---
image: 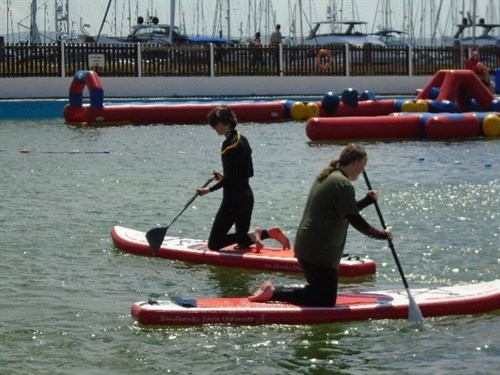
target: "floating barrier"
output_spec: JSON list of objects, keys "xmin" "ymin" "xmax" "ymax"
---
[
  {"xmin": 306, "ymin": 112, "xmax": 497, "ymax": 141},
  {"xmin": 81, "ymin": 101, "xmax": 285, "ymax": 125},
  {"xmin": 422, "ymin": 113, "xmax": 481, "ymax": 139},
  {"xmin": 301, "ymin": 69, "xmax": 498, "ymax": 122},
  {"xmin": 63, "ymin": 69, "xmax": 499, "ymax": 136},
  {"xmin": 304, "ymin": 69, "xmax": 499, "ymax": 141},
  {"xmin": 307, "ymin": 113, "xmax": 421, "ymax": 140},
  {"xmin": 63, "ymin": 70, "xmax": 285, "ymax": 126}
]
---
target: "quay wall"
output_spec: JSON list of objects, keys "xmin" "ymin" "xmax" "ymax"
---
[{"xmin": 0, "ymin": 76, "xmax": 432, "ymax": 99}]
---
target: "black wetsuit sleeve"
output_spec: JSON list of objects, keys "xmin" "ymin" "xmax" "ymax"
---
[
  {"xmin": 357, "ymin": 194, "xmax": 376, "ymax": 211},
  {"xmin": 347, "ymin": 213, "xmax": 387, "ymax": 239}
]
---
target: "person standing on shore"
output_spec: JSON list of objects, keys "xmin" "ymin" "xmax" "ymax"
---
[
  {"xmin": 197, "ymin": 106, "xmax": 290, "ymax": 252},
  {"xmin": 269, "ymin": 24, "xmax": 283, "ymax": 73},
  {"xmin": 250, "ymin": 32, "xmax": 264, "ymax": 68},
  {"xmin": 269, "ymin": 24, "xmax": 282, "ymax": 46},
  {"xmin": 249, "ymin": 144, "xmax": 392, "ymax": 306}
]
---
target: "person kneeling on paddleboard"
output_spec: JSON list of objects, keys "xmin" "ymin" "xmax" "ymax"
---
[
  {"xmin": 197, "ymin": 106, "xmax": 290, "ymax": 253},
  {"xmin": 250, "ymin": 143, "xmax": 392, "ymax": 306}
]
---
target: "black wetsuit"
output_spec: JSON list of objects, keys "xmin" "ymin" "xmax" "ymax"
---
[{"xmin": 207, "ymin": 130, "xmax": 254, "ymax": 250}]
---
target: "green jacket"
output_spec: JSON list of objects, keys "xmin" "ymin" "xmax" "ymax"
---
[{"xmin": 294, "ymin": 170, "xmax": 359, "ymax": 269}]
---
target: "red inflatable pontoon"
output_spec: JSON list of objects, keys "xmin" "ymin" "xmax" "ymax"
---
[
  {"xmin": 306, "ymin": 112, "xmax": 488, "ymax": 141},
  {"xmin": 306, "ymin": 113, "xmax": 423, "ymax": 141},
  {"xmin": 63, "ymin": 70, "xmax": 285, "ymax": 126},
  {"xmin": 83, "ymin": 101, "xmax": 285, "ymax": 125}
]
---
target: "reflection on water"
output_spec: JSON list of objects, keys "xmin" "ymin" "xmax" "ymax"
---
[{"xmin": 0, "ymin": 118, "xmax": 499, "ymax": 374}]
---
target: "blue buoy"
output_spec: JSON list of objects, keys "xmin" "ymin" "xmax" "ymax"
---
[
  {"xmin": 341, "ymin": 88, "xmax": 359, "ymax": 107},
  {"xmin": 359, "ymin": 90, "xmax": 376, "ymax": 101},
  {"xmin": 321, "ymin": 92, "xmax": 340, "ymax": 115}
]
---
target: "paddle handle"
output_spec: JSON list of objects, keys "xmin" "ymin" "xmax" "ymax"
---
[
  {"xmin": 183, "ymin": 176, "xmax": 215, "ymax": 208},
  {"xmin": 362, "ymin": 171, "xmax": 410, "ymax": 290}
]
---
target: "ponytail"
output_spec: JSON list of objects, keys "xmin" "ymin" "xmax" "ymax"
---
[
  {"xmin": 316, "ymin": 144, "xmax": 367, "ymax": 182},
  {"xmin": 316, "ymin": 159, "xmax": 340, "ymax": 182}
]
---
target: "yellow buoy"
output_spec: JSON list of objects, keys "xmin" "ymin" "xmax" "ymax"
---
[
  {"xmin": 415, "ymin": 99, "xmax": 429, "ymax": 112},
  {"xmin": 401, "ymin": 100, "xmax": 416, "ymax": 112},
  {"xmin": 483, "ymin": 114, "xmax": 500, "ymax": 137},
  {"xmin": 290, "ymin": 102, "xmax": 306, "ymax": 121},
  {"xmin": 305, "ymin": 102, "xmax": 320, "ymax": 119}
]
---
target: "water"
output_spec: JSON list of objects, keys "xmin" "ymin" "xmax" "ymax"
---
[{"xmin": 1, "ymin": 118, "xmax": 499, "ymax": 374}]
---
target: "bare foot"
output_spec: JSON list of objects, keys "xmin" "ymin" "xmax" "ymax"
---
[
  {"xmin": 254, "ymin": 227, "xmax": 264, "ymax": 253},
  {"xmin": 248, "ymin": 281, "xmax": 274, "ymax": 302},
  {"xmin": 248, "ymin": 228, "xmax": 264, "ymax": 253},
  {"xmin": 267, "ymin": 227, "xmax": 291, "ymax": 250}
]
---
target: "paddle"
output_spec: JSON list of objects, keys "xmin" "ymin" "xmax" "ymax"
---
[
  {"xmin": 146, "ymin": 176, "xmax": 215, "ymax": 254},
  {"xmin": 362, "ymin": 170, "xmax": 424, "ymax": 323}
]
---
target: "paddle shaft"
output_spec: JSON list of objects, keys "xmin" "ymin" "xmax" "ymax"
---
[
  {"xmin": 165, "ymin": 176, "xmax": 215, "ymax": 230},
  {"xmin": 363, "ymin": 171, "xmax": 423, "ymax": 323},
  {"xmin": 146, "ymin": 176, "xmax": 215, "ymax": 253},
  {"xmin": 362, "ymin": 171, "xmax": 410, "ymax": 289}
]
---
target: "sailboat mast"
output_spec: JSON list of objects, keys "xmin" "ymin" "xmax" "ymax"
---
[
  {"xmin": 472, "ymin": 0, "xmax": 476, "ymax": 44},
  {"xmin": 227, "ymin": 0, "xmax": 231, "ymax": 40},
  {"xmin": 30, "ymin": 0, "xmax": 41, "ymax": 43},
  {"xmin": 298, "ymin": 0, "xmax": 303, "ymax": 45},
  {"xmin": 170, "ymin": 0, "xmax": 175, "ymax": 43},
  {"xmin": 6, "ymin": 0, "xmax": 11, "ymax": 43}
]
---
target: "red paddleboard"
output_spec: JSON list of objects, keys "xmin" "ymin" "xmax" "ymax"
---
[
  {"xmin": 131, "ymin": 280, "xmax": 500, "ymax": 326},
  {"xmin": 111, "ymin": 226, "xmax": 376, "ymax": 277}
]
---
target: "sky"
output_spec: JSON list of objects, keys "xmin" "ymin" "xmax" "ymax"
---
[{"xmin": 1, "ymin": 0, "xmax": 499, "ymax": 44}]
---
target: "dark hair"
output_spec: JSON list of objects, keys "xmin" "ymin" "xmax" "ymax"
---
[
  {"xmin": 276, "ymin": 24, "xmax": 281, "ymax": 30},
  {"xmin": 207, "ymin": 106, "xmax": 238, "ymax": 129},
  {"xmin": 316, "ymin": 143, "xmax": 367, "ymax": 182}
]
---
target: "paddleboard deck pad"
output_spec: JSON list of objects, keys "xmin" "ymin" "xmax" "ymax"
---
[
  {"xmin": 111, "ymin": 226, "xmax": 376, "ymax": 277},
  {"xmin": 131, "ymin": 280, "xmax": 500, "ymax": 325}
]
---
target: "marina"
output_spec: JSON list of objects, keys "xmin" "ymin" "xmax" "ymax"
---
[
  {"xmin": 2, "ymin": 1, "xmax": 500, "ymax": 46},
  {"xmin": 2, "ymin": 1, "xmax": 499, "ymax": 100}
]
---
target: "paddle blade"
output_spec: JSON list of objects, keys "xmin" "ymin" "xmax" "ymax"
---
[
  {"xmin": 146, "ymin": 227, "xmax": 168, "ymax": 254},
  {"xmin": 406, "ymin": 288, "xmax": 424, "ymax": 323}
]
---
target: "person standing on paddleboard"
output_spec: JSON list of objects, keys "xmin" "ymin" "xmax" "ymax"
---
[
  {"xmin": 250, "ymin": 143, "xmax": 392, "ymax": 306},
  {"xmin": 197, "ymin": 106, "xmax": 290, "ymax": 252}
]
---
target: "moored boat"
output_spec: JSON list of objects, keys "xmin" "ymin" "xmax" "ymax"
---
[
  {"xmin": 441, "ymin": 17, "xmax": 500, "ymax": 47},
  {"xmin": 80, "ymin": 16, "xmax": 232, "ymax": 46},
  {"xmin": 304, "ymin": 20, "xmax": 386, "ymax": 47}
]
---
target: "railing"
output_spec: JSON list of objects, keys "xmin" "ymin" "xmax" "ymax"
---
[{"xmin": 1, "ymin": 41, "xmax": 498, "ymax": 78}]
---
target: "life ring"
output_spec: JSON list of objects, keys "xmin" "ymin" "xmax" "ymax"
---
[{"xmin": 316, "ymin": 49, "xmax": 333, "ymax": 70}]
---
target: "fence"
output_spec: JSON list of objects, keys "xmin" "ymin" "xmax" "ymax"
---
[{"xmin": 1, "ymin": 41, "xmax": 498, "ymax": 78}]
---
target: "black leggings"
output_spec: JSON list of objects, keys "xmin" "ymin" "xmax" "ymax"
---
[
  {"xmin": 272, "ymin": 260, "xmax": 339, "ymax": 307},
  {"xmin": 207, "ymin": 188, "xmax": 254, "ymax": 250}
]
